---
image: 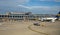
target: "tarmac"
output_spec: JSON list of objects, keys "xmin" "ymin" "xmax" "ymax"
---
[{"xmin": 0, "ymin": 20, "xmax": 60, "ymax": 35}]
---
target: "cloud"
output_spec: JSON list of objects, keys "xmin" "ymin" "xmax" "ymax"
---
[
  {"xmin": 31, "ymin": 6, "xmax": 60, "ymax": 11},
  {"xmin": 26, "ymin": 6, "xmax": 60, "ymax": 14},
  {"xmin": 40, "ymin": 0, "xmax": 53, "ymax": 1},
  {"xmin": 18, "ymin": 5, "xmax": 31, "ymax": 9},
  {"xmin": 17, "ymin": 5, "xmax": 60, "ymax": 11},
  {"xmin": 0, "ymin": 0, "xmax": 30, "ymax": 7},
  {"xmin": 55, "ymin": 0, "xmax": 60, "ymax": 2},
  {"xmin": 0, "ymin": 0, "xmax": 30, "ymax": 4},
  {"xmin": 39, "ymin": 0, "xmax": 60, "ymax": 2},
  {"xmin": 16, "ymin": 0, "xmax": 30, "ymax": 4},
  {"xmin": 30, "ymin": 6, "xmax": 50, "ymax": 9}
]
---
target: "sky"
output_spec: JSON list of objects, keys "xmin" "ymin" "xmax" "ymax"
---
[{"xmin": 0, "ymin": 0, "xmax": 60, "ymax": 14}]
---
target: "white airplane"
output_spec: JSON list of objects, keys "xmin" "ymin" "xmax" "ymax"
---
[
  {"xmin": 40, "ymin": 17, "xmax": 57, "ymax": 22},
  {"xmin": 40, "ymin": 11, "xmax": 60, "ymax": 22}
]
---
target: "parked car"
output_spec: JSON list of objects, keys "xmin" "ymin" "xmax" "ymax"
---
[{"xmin": 33, "ymin": 22, "xmax": 40, "ymax": 26}]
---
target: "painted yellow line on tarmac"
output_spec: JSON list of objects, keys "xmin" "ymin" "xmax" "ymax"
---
[{"xmin": 28, "ymin": 25, "xmax": 49, "ymax": 35}]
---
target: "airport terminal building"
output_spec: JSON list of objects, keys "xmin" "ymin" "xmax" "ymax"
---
[{"xmin": 0, "ymin": 12, "xmax": 56, "ymax": 21}]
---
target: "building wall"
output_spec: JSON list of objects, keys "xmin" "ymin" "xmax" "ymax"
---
[{"xmin": 0, "ymin": 12, "xmax": 56, "ymax": 21}]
